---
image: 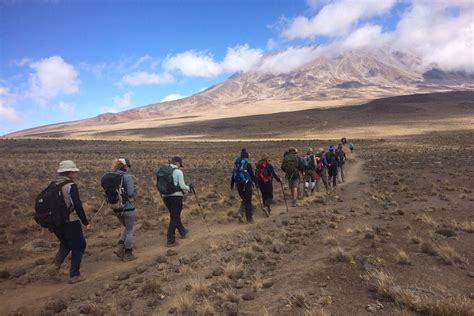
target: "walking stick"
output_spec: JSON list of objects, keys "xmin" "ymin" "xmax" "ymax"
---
[
  {"xmin": 91, "ymin": 199, "xmax": 106, "ymax": 221},
  {"xmin": 280, "ymin": 181, "xmax": 289, "ymax": 213},
  {"xmin": 191, "ymin": 187, "xmax": 211, "ymax": 233},
  {"xmin": 254, "ymin": 179, "xmax": 268, "ymax": 217}
]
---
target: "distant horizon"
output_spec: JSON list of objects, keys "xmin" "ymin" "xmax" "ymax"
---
[{"xmin": 1, "ymin": 0, "xmax": 473, "ymax": 135}]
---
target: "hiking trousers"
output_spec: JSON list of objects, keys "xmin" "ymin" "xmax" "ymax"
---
[
  {"xmin": 163, "ymin": 196, "xmax": 187, "ymax": 243},
  {"xmin": 53, "ymin": 220, "xmax": 86, "ymax": 278},
  {"xmin": 237, "ymin": 182, "xmax": 253, "ymax": 222},
  {"xmin": 320, "ymin": 168, "xmax": 329, "ymax": 192},
  {"xmin": 117, "ymin": 210, "xmax": 135, "ymax": 249},
  {"xmin": 338, "ymin": 163, "xmax": 345, "ymax": 182},
  {"xmin": 328, "ymin": 166, "xmax": 338, "ymax": 187},
  {"xmin": 258, "ymin": 180, "xmax": 273, "ymax": 207}
]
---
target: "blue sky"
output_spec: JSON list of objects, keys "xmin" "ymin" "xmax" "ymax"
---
[{"xmin": 1, "ymin": 0, "xmax": 472, "ymax": 135}]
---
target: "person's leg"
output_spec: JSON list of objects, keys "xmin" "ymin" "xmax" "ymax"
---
[
  {"xmin": 164, "ymin": 197, "xmax": 179, "ymax": 244},
  {"xmin": 244, "ymin": 183, "xmax": 253, "ymax": 222},
  {"xmin": 66, "ymin": 221, "xmax": 86, "ymax": 278},
  {"xmin": 122, "ymin": 211, "xmax": 135, "ymax": 250},
  {"xmin": 340, "ymin": 164, "xmax": 345, "ymax": 182},
  {"xmin": 174, "ymin": 197, "xmax": 187, "ymax": 236},
  {"xmin": 322, "ymin": 168, "xmax": 330, "ymax": 193},
  {"xmin": 53, "ymin": 226, "xmax": 71, "ymax": 267}
]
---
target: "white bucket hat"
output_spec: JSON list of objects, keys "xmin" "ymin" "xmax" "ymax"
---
[{"xmin": 57, "ymin": 160, "xmax": 79, "ymax": 173}]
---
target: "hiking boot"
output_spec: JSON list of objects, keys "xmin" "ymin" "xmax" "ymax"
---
[
  {"xmin": 267, "ymin": 205, "xmax": 272, "ymax": 214},
  {"xmin": 166, "ymin": 240, "xmax": 178, "ymax": 248},
  {"xmin": 262, "ymin": 206, "xmax": 270, "ymax": 217},
  {"xmin": 180, "ymin": 229, "xmax": 189, "ymax": 239},
  {"xmin": 292, "ymin": 200, "xmax": 298, "ymax": 207},
  {"xmin": 114, "ymin": 241, "xmax": 125, "ymax": 259},
  {"xmin": 69, "ymin": 275, "xmax": 86, "ymax": 284},
  {"xmin": 247, "ymin": 219, "xmax": 254, "ymax": 224},
  {"xmin": 122, "ymin": 248, "xmax": 136, "ymax": 261}
]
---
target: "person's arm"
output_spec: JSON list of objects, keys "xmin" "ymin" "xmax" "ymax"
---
[
  {"xmin": 230, "ymin": 174, "xmax": 235, "ymax": 190},
  {"xmin": 174, "ymin": 169, "xmax": 190, "ymax": 192},
  {"xmin": 269, "ymin": 163, "xmax": 281, "ymax": 182},
  {"xmin": 69, "ymin": 184, "xmax": 89, "ymax": 226},
  {"xmin": 123, "ymin": 174, "xmax": 135, "ymax": 200}
]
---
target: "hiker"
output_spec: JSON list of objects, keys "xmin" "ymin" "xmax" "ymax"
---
[
  {"xmin": 51, "ymin": 160, "xmax": 90, "ymax": 284},
  {"xmin": 349, "ymin": 142, "xmax": 355, "ymax": 153},
  {"xmin": 336, "ymin": 143, "xmax": 346, "ymax": 183},
  {"xmin": 316, "ymin": 148, "xmax": 330, "ymax": 194},
  {"xmin": 303, "ymin": 147, "xmax": 317, "ymax": 197},
  {"xmin": 281, "ymin": 147, "xmax": 304, "ymax": 207},
  {"xmin": 255, "ymin": 153, "xmax": 281, "ymax": 215},
  {"xmin": 157, "ymin": 156, "xmax": 191, "ymax": 247},
  {"xmin": 107, "ymin": 158, "xmax": 136, "ymax": 261},
  {"xmin": 326, "ymin": 145, "xmax": 339, "ymax": 189},
  {"xmin": 341, "ymin": 137, "xmax": 347, "ymax": 145},
  {"xmin": 231, "ymin": 149, "xmax": 256, "ymax": 223}
]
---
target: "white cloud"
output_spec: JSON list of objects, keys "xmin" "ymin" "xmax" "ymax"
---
[
  {"xmin": 163, "ymin": 44, "xmax": 264, "ymax": 77},
  {"xmin": 133, "ymin": 55, "xmax": 153, "ymax": 68},
  {"xmin": 100, "ymin": 92, "xmax": 134, "ymax": 114},
  {"xmin": 257, "ymin": 46, "xmax": 320, "ymax": 75},
  {"xmin": 341, "ymin": 24, "xmax": 391, "ymax": 50},
  {"xmin": 0, "ymin": 87, "xmax": 21, "ymax": 122},
  {"xmin": 283, "ymin": 0, "xmax": 397, "ymax": 39},
  {"xmin": 163, "ymin": 51, "xmax": 221, "ymax": 77},
  {"xmin": 27, "ymin": 56, "xmax": 79, "ymax": 105},
  {"xmin": 121, "ymin": 71, "xmax": 175, "ymax": 85},
  {"xmin": 221, "ymin": 44, "xmax": 263, "ymax": 73},
  {"xmin": 57, "ymin": 101, "xmax": 76, "ymax": 117},
  {"xmin": 161, "ymin": 93, "xmax": 186, "ymax": 102}
]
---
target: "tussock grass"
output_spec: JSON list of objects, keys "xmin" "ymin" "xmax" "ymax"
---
[
  {"xmin": 415, "ymin": 214, "xmax": 437, "ymax": 227},
  {"xmin": 366, "ymin": 270, "xmax": 474, "ymax": 316},
  {"xmin": 409, "ymin": 235, "xmax": 421, "ymax": 244},
  {"xmin": 224, "ymin": 262, "xmax": 244, "ymax": 280},
  {"xmin": 140, "ymin": 279, "xmax": 162, "ymax": 296},
  {"xmin": 437, "ymin": 244, "xmax": 468, "ymax": 265},
  {"xmin": 303, "ymin": 306, "xmax": 331, "ymax": 316},
  {"xmin": 330, "ymin": 247, "xmax": 354, "ymax": 263},
  {"xmin": 219, "ymin": 287, "xmax": 239, "ymax": 303},
  {"xmin": 323, "ymin": 235, "xmax": 338, "ymax": 246},
  {"xmin": 395, "ymin": 250, "xmax": 411, "ymax": 265},
  {"xmin": 189, "ymin": 278, "xmax": 210, "ymax": 297},
  {"xmin": 420, "ymin": 240, "xmax": 439, "ymax": 256},
  {"xmin": 458, "ymin": 221, "xmax": 474, "ymax": 233},
  {"xmin": 197, "ymin": 299, "xmax": 215, "ymax": 316},
  {"xmin": 171, "ymin": 295, "xmax": 193, "ymax": 315},
  {"xmin": 286, "ymin": 291, "xmax": 309, "ymax": 309}
]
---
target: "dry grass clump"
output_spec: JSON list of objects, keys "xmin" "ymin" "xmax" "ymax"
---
[
  {"xmin": 179, "ymin": 265, "xmax": 195, "ymax": 275},
  {"xmin": 197, "ymin": 300, "xmax": 216, "ymax": 316},
  {"xmin": 420, "ymin": 240, "xmax": 439, "ymax": 256},
  {"xmin": 437, "ymin": 244, "xmax": 468, "ymax": 265},
  {"xmin": 171, "ymin": 295, "xmax": 193, "ymax": 315},
  {"xmin": 189, "ymin": 278, "xmax": 210, "ymax": 297},
  {"xmin": 287, "ymin": 291, "xmax": 309, "ymax": 309},
  {"xmin": 365, "ymin": 270, "xmax": 474, "ymax": 316},
  {"xmin": 224, "ymin": 262, "xmax": 244, "ymax": 280},
  {"xmin": 219, "ymin": 287, "xmax": 239, "ymax": 303},
  {"xmin": 395, "ymin": 250, "xmax": 411, "ymax": 265},
  {"xmin": 303, "ymin": 306, "xmax": 331, "ymax": 316},
  {"xmin": 415, "ymin": 214, "xmax": 437, "ymax": 227},
  {"xmin": 323, "ymin": 235, "xmax": 338, "ymax": 246},
  {"xmin": 409, "ymin": 235, "xmax": 421, "ymax": 244},
  {"xmin": 238, "ymin": 246, "xmax": 255, "ymax": 259},
  {"xmin": 252, "ymin": 272, "xmax": 263, "ymax": 292},
  {"xmin": 330, "ymin": 247, "xmax": 354, "ymax": 263},
  {"xmin": 140, "ymin": 279, "xmax": 162, "ymax": 296},
  {"xmin": 458, "ymin": 221, "xmax": 474, "ymax": 233}
]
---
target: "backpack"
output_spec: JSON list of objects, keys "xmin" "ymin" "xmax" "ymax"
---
[
  {"xmin": 255, "ymin": 160, "xmax": 273, "ymax": 183},
  {"xmin": 233, "ymin": 158, "xmax": 250, "ymax": 184},
  {"xmin": 101, "ymin": 173, "xmax": 126, "ymax": 211},
  {"xmin": 336, "ymin": 149, "xmax": 346, "ymax": 165},
  {"xmin": 34, "ymin": 180, "xmax": 73, "ymax": 229},
  {"xmin": 281, "ymin": 154, "xmax": 299, "ymax": 178},
  {"xmin": 156, "ymin": 165, "xmax": 181, "ymax": 195},
  {"xmin": 303, "ymin": 154, "xmax": 315, "ymax": 170},
  {"xmin": 326, "ymin": 152, "xmax": 337, "ymax": 167}
]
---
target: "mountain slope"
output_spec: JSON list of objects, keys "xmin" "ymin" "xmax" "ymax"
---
[{"xmin": 6, "ymin": 48, "xmax": 474, "ymax": 139}]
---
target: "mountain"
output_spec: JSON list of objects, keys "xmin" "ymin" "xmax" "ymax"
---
[{"xmin": 6, "ymin": 47, "xmax": 474, "ymax": 139}]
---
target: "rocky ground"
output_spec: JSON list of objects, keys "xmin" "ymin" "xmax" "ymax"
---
[{"xmin": 0, "ymin": 131, "xmax": 473, "ymax": 315}]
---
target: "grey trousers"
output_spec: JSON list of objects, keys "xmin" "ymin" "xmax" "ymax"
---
[{"xmin": 117, "ymin": 211, "xmax": 135, "ymax": 249}]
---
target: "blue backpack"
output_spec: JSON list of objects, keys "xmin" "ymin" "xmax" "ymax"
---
[{"xmin": 233, "ymin": 158, "xmax": 250, "ymax": 184}]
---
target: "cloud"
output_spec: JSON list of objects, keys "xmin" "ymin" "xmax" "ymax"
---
[
  {"xmin": 163, "ymin": 51, "xmax": 221, "ymax": 77},
  {"xmin": 283, "ymin": 0, "xmax": 397, "ymax": 39},
  {"xmin": 0, "ymin": 87, "xmax": 21, "ymax": 122},
  {"xmin": 257, "ymin": 46, "xmax": 320, "ymax": 75},
  {"xmin": 100, "ymin": 92, "xmax": 134, "ymax": 114},
  {"xmin": 341, "ymin": 24, "xmax": 391, "ymax": 50},
  {"xmin": 121, "ymin": 71, "xmax": 175, "ymax": 85},
  {"xmin": 27, "ymin": 56, "xmax": 79, "ymax": 105},
  {"xmin": 161, "ymin": 93, "xmax": 186, "ymax": 102},
  {"xmin": 57, "ymin": 101, "xmax": 76, "ymax": 117},
  {"xmin": 221, "ymin": 44, "xmax": 263, "ymax": 73}
]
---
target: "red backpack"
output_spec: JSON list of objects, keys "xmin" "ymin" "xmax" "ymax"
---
[{"xmin": 255, "ymin": 160, "xmax": 273, "ymax": 183}]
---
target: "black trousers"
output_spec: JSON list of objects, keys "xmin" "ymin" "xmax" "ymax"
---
[
  {"xmin": 53, "ymin": 220, "xmax": 86, "ymax": 277},
  {"xmin": 258, "ymin": 181, "xmax": 273, "ymax": 207},
  {"xmin": 328, "ymin": 166, "xmax": 338, "ymax": 187},
  {"xmin": 163, "ymin": 196, "xmax": 186, "ymax": 243},
  {"xmin": 237, "ymin": 182, "xmax": 253, "ymax": 221}
]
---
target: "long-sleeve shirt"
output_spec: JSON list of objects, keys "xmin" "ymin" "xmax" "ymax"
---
[
  {"xmin": 55, "ymin": 176, "xmax": 89, "ymax": 226},
  {"xmin": 112, "ymin": 169, "xmax": 136, "ymax": 211},
  {"xmin": 162, "ymin": 164, "xmax": 190, "ymax": 197}
]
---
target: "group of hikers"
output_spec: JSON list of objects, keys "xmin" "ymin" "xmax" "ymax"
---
[{"xmin": 34, "ymin": 140, "xmax": 354, "ymax": 284}]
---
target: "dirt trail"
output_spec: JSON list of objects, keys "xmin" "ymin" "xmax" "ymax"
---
[{"xmin": 0, "ymin": 154, "xmax": 364, "ymax": 315}]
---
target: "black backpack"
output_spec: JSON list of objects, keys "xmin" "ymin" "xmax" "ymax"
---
[
  {"xmin": 34, "ymin": 180, "xmax": 73, "ymax": 229},
  {"xmin": 101, "ymin": 173, "xmax": 126, "ymax": 211},
  {"xmin": 303, "ymin": 154, "xmax": 315, "ymax": 170},
  {"xmin": 156, "ymin": 165, "xmax": 181, "ymax": 195}
]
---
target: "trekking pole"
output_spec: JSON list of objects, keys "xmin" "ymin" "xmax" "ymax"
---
[
  {"xmin": 254, "ymin": 180, "xmax": 266, "ymax": 216},
  {"xmin": 91, "ymin": 199, "xmax": 106, "ymax": 221},
  {"xmin": 280, "ymin": 181, "xmax": 289, "ymax": 213},
  {"xmin": 191, "ymin": 187, "xmax": 211, "ymax": 233}
]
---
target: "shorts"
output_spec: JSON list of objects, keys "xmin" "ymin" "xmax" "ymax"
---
[
  {"xmin": 304, "ymin": 169, "xmax": 318, "ymax": 182},
  {"xmin": 287, "ymin": 175, "xmax": 300, "ymax": 189}
]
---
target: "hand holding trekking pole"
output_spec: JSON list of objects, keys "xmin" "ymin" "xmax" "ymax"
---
[{"xmin": 190, "ymin": 187, "xmax": 211, "ymax": 233}]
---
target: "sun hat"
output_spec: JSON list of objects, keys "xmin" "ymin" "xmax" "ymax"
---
[{"xmin": 57, "ymin": 160, "xmax": 79, "ymax": 173}]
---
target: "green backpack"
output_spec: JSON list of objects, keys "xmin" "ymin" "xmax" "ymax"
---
[
  {"xmin": 281, "ymin": 154, "xmax": 299, "ymax": 178},
  {"xmin": 156, "ymin": 165, "xmax": 181, "ymax": 195}
]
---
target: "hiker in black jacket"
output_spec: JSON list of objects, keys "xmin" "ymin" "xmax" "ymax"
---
[
  {"xmin": 52, "ymin": 160, "xmax": 90, "ymax": 284},
  {"xmin": 231, "ymin": 149, "xmax": 256, "ymax": 223}
]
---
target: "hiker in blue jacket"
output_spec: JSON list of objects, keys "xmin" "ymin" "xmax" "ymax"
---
[{"xmin": 231, "ymin": 149, "xmax": 256, "ymax": 223}]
